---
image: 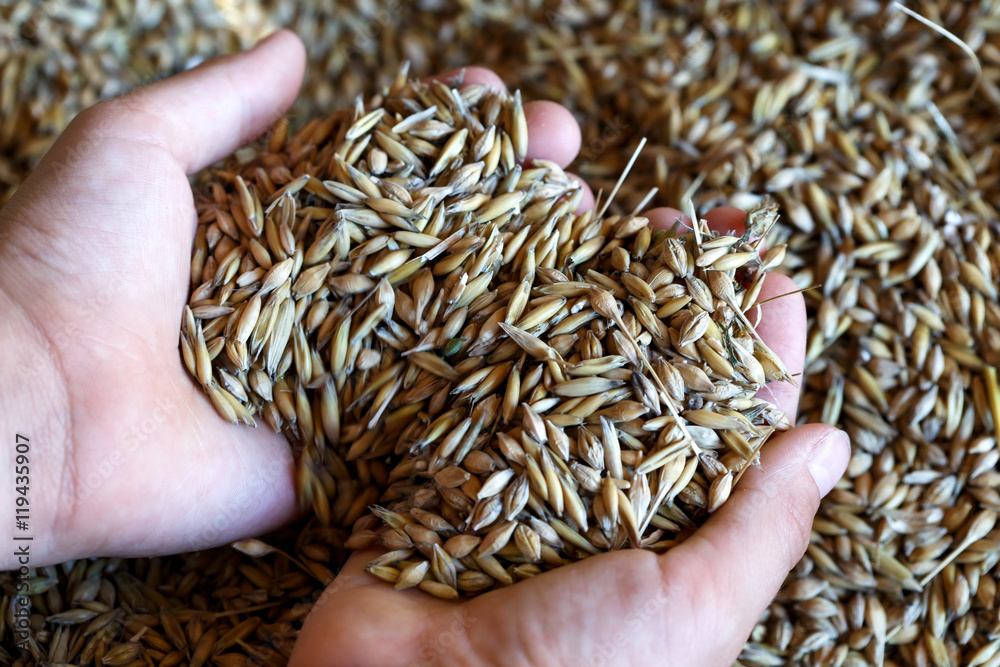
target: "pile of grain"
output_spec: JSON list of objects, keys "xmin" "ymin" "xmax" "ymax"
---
[
  {"xmin": 4, "ymin": 1, "xmax": 1000, "ymax": 665},
  {"xmin": 182, "ymin": 75, "xmax": 790, "ymax": 599}
]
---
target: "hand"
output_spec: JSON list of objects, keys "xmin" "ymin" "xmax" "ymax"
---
[
  {"xmin": 288, "ymin": 84, "xmax": 850, "ymax": 666},
  {"xmin": 0, "ymin": 31, "xmax": 309, "ymax": 567},
  {"xmin": 0, "ymin": 34, "xmax": 590, "ymax": 568}
]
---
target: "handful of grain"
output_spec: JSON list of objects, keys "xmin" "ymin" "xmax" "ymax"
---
[{"xmin": 180, "ymin": 69, "xmax": 792, "ymax": 598}]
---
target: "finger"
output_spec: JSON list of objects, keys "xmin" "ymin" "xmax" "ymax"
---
[
  {"xmin": 646, "ymin": 207, "xmax": 689, "ymax": 233},
  {"xmin": 704, "ymin": 205, "xmax": 748, "ymax": 235},
  {"xmin": 687, "ymin": 205, "xmax": 803, "ymax": 418},
  {"xmin": 646, "ymin": 205, "xmax": 751, "ymax": 239},
  {"xmin": 429, "ymin": 68, "xmax": 582, "ymax": 169},
  {"xmin": 645, "ymin": 205, "xmax": 802, "ymax": 417},
  {"xmin": 665, "ymin": 424, "xmax": 850, "ymax": 663},
  {"xmin": 702, "ymin": 206, "xmax": 768, "ymax": 252},
  {"xmin": 523, "ymin": 101, "xmax": 581, "ymax": 169},
  {"xmin": 430, "ymin": 66, "xmax": 507, "ymax": 91},
  {"xmin": 753, "ymin": 272, "xmax": 807, "ymax": 420},
  {"xmin": 72, "ymin": 30, "xmax": 306, "ymax": 175},
  {"xmin": 695, "ymin": 204, "xmax": 803, "ymax": 419},
  {"xmin": 568, "ymin": 172, "xmax": 595, "ymax": 213}
]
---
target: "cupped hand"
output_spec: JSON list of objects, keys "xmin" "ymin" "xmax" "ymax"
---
[
  {"xmin": 288, "ymin": 84, "xmax": 850, "ymax": 667},
  {"xmin": 0, "ymin": 34, "xmax": 590, "ymax": 568},
  {"xmin": 0, "ymin": 31, "xmax": 310, "ymax": 567}
]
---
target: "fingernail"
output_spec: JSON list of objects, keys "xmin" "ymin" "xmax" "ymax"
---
[{"xmin": 806, "ymin": 430, "xmax": 850, "ymax": 497}]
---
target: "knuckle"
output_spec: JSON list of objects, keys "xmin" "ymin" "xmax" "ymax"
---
[
  {"xmin": 65, "ymin": 97, "xmax": 175, "ymax": 169},
  {"xmin": 71, "ymin": 95, "xmax": 162, "ymax": 144},
  {"xmin": 71, "ymin": 99, "xmax": 124, "ymax": 134},
  {"xmin": 655, "ymin": 550, "xmax": 710, "ymax": 629}
]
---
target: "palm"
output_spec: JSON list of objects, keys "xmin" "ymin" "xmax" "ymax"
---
[
  {"xmin": 0, "ymin": 121, "xmax": 296, "ymax": 563},
  {"xmin": 303, "ymin": 548, "xmax": 731, "ymax": 665}
]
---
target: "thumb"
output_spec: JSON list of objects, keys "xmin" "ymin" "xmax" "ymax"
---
[
  {"xmin": 0, "ymin": 30, "xmax": 306, "ymax": 284},
  {"xmin": 50, "ymin": 29, "xmax": 306, "ymax": 177},
  {"xmin": 111, "ymin": 29, "xmax": 306, "ymax": 174},
  {"xmin": 671, "ymin": 424, "xmax": 849, "ymax": 642}
]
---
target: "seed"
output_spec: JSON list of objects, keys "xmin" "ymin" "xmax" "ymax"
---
[
  {"xmin": 395, "ymin": 560, "xmax": 429, "ymax": 590},
  {"xmin": 418, "ymin": 580, "xmax": 459, "ymax": 600}
]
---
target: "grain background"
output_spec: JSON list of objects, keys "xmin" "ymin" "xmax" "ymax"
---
[{"xmin": 4, "ymin": 0, "xmax": 1000, "ymax": 665}]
